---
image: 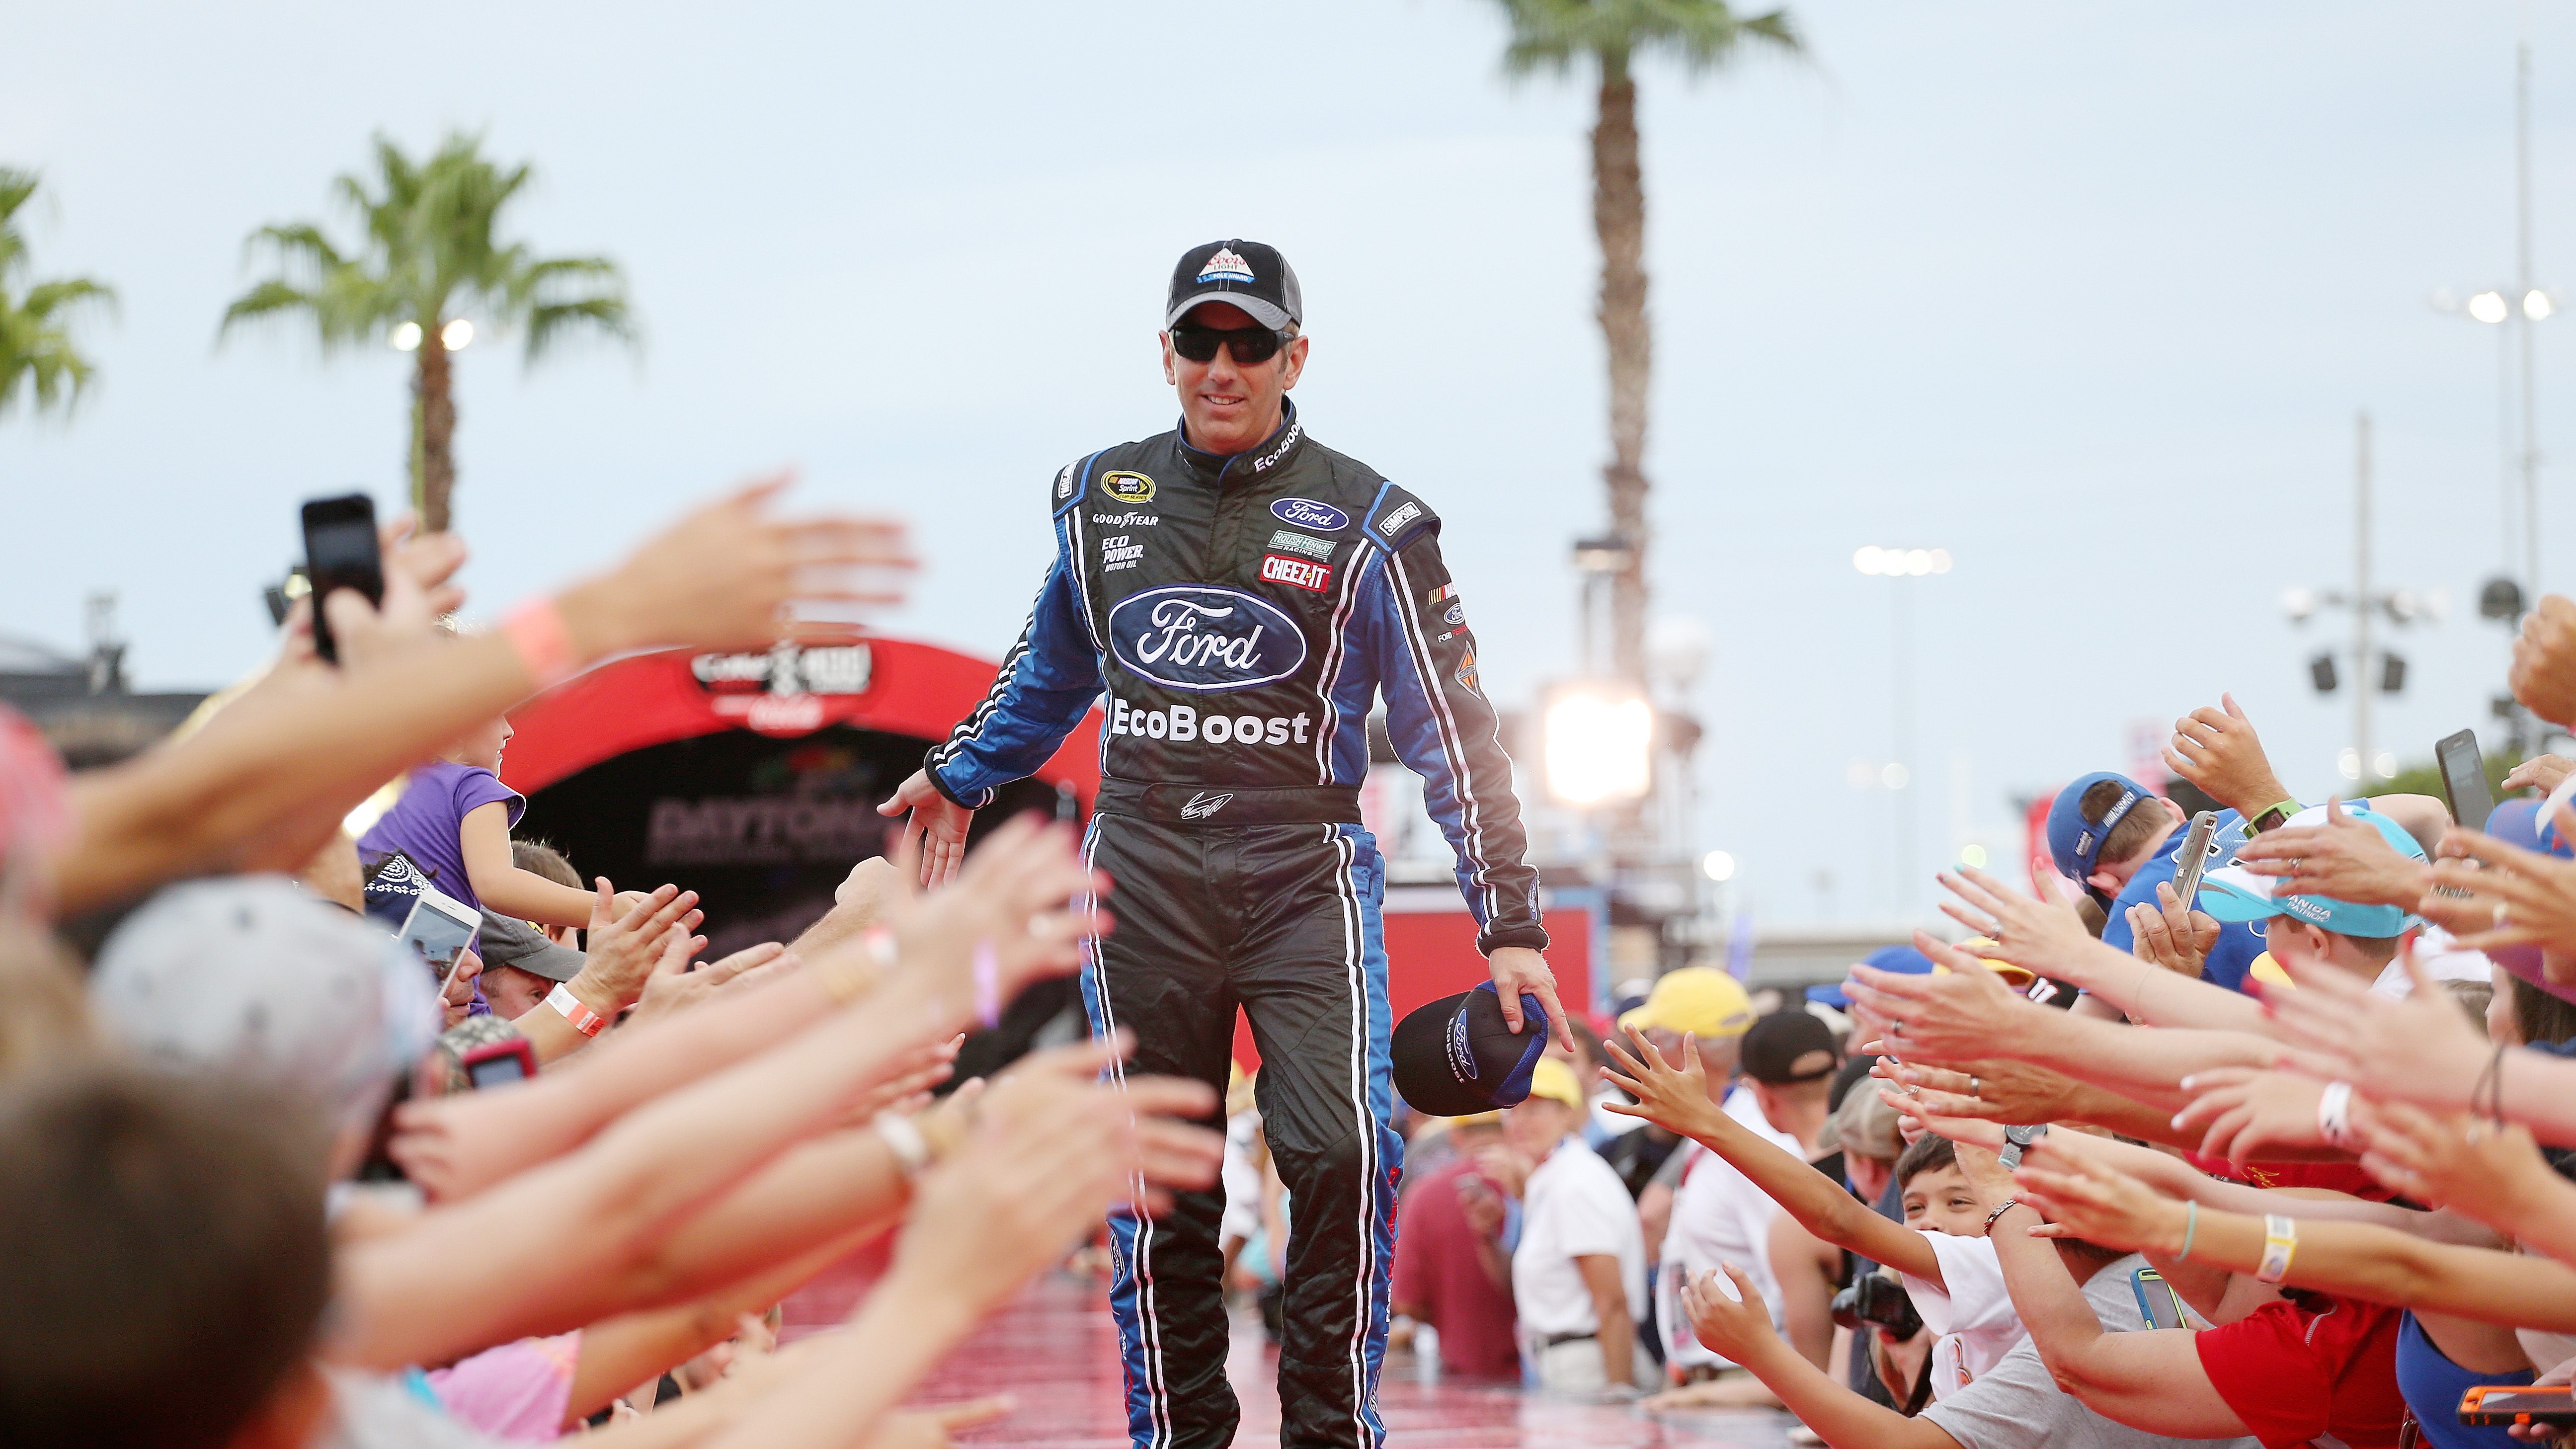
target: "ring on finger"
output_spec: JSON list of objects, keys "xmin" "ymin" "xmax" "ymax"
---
[{"xmin": 1970, "ymin": 1076, "xmax": 1982, "ymax": 1099}]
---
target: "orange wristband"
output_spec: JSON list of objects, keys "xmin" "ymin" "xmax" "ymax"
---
[
  {"xmin": 502, "ymin": 598, "xmax": 580, "ymax": 691},
  {"xmin": 546, "ymin": 982, "xmax": 607, "ymax": 1037}
]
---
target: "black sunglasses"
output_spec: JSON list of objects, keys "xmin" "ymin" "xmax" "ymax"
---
[{"xmin": 1169, "ymin": 322, "xmax": 1291, "ymax": 366}]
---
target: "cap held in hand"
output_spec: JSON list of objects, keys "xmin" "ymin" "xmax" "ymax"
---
[{"xmin": 1391, "ymin": 981, "xmax": 1550, "ymax": 1117}]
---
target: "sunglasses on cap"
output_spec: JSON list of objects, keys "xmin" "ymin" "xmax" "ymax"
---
[{"xmin": 1169, "ymin": 322, "xmax": 1292, "ymax": 366}]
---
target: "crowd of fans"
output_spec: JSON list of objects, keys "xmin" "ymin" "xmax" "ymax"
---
[
  {"xmin": 23, "ymin": 478, "xmax": 2576, "ymax": 1449},
  {"xmin": 1375, "ymin": 597, "xmax": 2576, "ymax": 1449},
  {"xmin": 0, "ymin": 483, "xmax": 1230, "ymax": 1449}
]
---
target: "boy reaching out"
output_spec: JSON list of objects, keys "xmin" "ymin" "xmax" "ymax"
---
[{"xmin": 1603, "ymin": 1029, "xmax": 2025, "ymax": 1400}]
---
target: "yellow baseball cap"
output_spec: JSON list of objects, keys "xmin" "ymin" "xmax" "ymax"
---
[
  {"xmin": 1937, "ymin": 937, "xmax": 2037, "ymax": 990},
  {"xmin": 1523, "ymin": 1056, "xmax": 1587, "ymax": 1112},
  {"xmin": 1616, "ymin": 966, "xmax": 1756, "ymax": 1039}
]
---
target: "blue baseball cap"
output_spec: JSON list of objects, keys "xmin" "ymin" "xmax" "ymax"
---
[
  {"xmin": 1391, "ymin": 981, "xmax": 1550, "ymax": 1117},
  {"xmin": 2046, "ymin": 772, "xmax": 2162, "ymax": 886},
  {"xmin": 2194, "ymin": 803, "xmax": 2425, "ymax": 938},
  {"xmin": 1813, "ymin": 944, "xmax": 1934, "ymax": 1009},
  {"xmin": 2488, "ymin": 796, "xmax": 2576, "ymax": 860}
]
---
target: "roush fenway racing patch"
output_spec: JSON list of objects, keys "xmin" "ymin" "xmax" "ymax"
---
[{"xmin": 1260, "ymin": 553, "xmax": 1332, "ymax": 592}]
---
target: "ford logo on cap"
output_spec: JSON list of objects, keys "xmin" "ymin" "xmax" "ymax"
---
[
  {"xmin": 1108, "ymin": 586, "xmax": 1307, "ymax": 694},
  {"xmin": 1270, "ymin": 497, "xmax": 1348, "ymax": 532}
]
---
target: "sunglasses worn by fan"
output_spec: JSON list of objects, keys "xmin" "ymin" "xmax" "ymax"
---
[{"xmin": 1169, "ymin": 322, "xmax": 1293, "ymax": 366}]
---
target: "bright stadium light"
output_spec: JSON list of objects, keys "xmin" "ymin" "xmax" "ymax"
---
[
  {"xmin": 1702, "ymin": 849, "xmax": 1737, "ymax": 883},
  {"xmin": 2529, "ymin": 289, "xmax": 2556, "ymax": 321},
  {"xmin": 389, "ymin": 321, "xmax": 422, "ymax": 351},
  {"xmin": 2471, "ymin": 290, "xmax": 2511, "ymax": 324},
  {"xmin": 1544, "ymin": 687, "xmax": 1654, "ymax": 806},
  {"xmin": 442, "ymin": 318, "xmax": 475, "ymax": 349}
]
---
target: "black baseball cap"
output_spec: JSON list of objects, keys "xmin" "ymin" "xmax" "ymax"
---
[
  {"xmin": 1166, "ymin": 240, "xmax": 1302, "ymax": 331},
  {"xmin": 476, "ymin": 908, "xmax": 583, "ymax": 984},
  {"xmin": 1391, "ymin": 982, "xmax": 1550, "ymax": 1117},
  {"xmin": 1741, "ymin": 1009, "xmax": 1840, "ymax": 1086}
]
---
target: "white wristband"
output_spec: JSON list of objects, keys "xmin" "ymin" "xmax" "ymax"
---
[
  {"xmin": 2257, "ymin": 1213, "xmax": 2298, "ymax": 1284},
  {"xmin": 874, "ymin": 1111, "xmax": 933, "ymax": 1180},
  {"xmin": 2317, "ymin": 1081, "xmax": 2358, "ymax": 1150},
  {"xmin": 546, "ymin": 982, "xmax": 606, "ymax": 1038}
]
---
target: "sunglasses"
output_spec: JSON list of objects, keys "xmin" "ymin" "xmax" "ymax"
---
[{"xmin": 1169, "ymin": 323, "xmax": 1291, "ymax": 366}]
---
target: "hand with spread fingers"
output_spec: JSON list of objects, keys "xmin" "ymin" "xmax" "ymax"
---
[
  {"xmin": 1600, "ymin": 1027, "xmax": 1724, "ymax": 1138},
  {"xmin": 1681, "ymin": 1264, "xmax": 1780, "ymax": 1365},
  {"xmin": 853, "ymin": 814, "xmax": 1111, "ymax": 1016},
  {"xmin": 2125, "ymin": 882, "xmax": 2218, "ymax": 979},
  {"xmin": 2346, "ymin": 1096, "xmax": 2566, "ymax": 1235},
  {"xmin": 2163, "ymin": 693, "xmax": 2294, "ymax": 819},
  {"xmin": 1875, "ymin": 1086, "xmax": 2009, "ymax": 1153},
  {"xmin": 1932, "ymin": 865, "xmax": 2109, "ymax": 989},
  {"xmin": 1845, "ymin": 934, "xmax": 2041, "ymax": 1065},
  {"xmin": 2232, "ymin": 797, "xmax": 2430, "ymax": 910},
  {"xmin": 2170, "ymin": 1067, "xmax": 2330, "ymax": 1163},
  {"xmin": 2011, "ymin": 1152, "xmax": 2190, "ymax": 1257},
  {"xmin": 2260, "ymin": 947, "xmax": 2492, "ymax": 1113},
  {"xmin": 625, "ymin": 938, "xmax": 795, "ymax": 1029},
  {"xmin": 2510, "ymin": 594, "xmax": 2576, "ymax": 729},
  {"xmin": 2422, "ymin": 812, "xmax": 2576, "ymax": 956},
  {"xmin": 1874, "ymin": 1058, "xmax": 2077, "ymax": 1127}
]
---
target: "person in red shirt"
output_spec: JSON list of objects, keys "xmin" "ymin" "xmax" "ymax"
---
[{"xmin": 1391, "ymin": 1113, "xmax": 1520, "ymax": 1379}]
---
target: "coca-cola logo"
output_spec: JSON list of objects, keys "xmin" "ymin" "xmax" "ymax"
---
[{"xmin": 1106, "ymin": 586, "xmax": 1305, "ymax": 694}]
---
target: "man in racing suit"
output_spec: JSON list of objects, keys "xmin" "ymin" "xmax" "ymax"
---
[{"xmin": 881, "ymin": 239, "xmax": 1568, "ymax": 1449}]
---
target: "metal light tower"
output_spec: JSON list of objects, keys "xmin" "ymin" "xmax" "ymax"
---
[{"xmin": 2284, "ymin": 414, "xmax": 2445, "ymax": 781}]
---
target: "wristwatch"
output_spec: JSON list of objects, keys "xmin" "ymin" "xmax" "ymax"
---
[
  {"xmin": 2248, "ymin": 799, "xmax": 2302, "ymax": 834},
  {"xmin": 2000, "ymin": 1124, "xmax": 2048, "ymax": 1170}
]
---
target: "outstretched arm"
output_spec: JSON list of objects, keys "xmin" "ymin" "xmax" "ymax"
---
[
  {"xmin": 1948, "ymin": 1144, "xmax": 2252, "ymax": 1440},
  {"xmin": 1604, "ymin": 1029, "xmax": 1939, "ymax": 1283},
  {"xmin": 1680, "ymin": 1263, "xmax": 1967, "ymax": 1449}
]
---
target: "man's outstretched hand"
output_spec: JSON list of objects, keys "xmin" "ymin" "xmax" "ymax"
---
[
  {"xmin": 879, "ymin": 768, "xmax": 975, "ymax": 887},
  {"xmin": 1489, "ymin": 946, "xmax": 1575, "ymax": 1053}
]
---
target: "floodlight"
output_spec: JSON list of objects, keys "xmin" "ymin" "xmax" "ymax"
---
[{"xmin": 1543, "ymin": 687, "xmax": 1654, "ymax": 806}]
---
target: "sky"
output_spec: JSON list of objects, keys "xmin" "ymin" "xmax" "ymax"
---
[{"xmin": 5, "ymin": 0, "xmax": 2572, "ymax": 926}]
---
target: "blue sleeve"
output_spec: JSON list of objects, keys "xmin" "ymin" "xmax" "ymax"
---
[
  {"xmin": 925, "ymin": 529, "xmax": 1103, "ymax": 808},
  {"xmin": 1362, "ymin": 533, "xmax": 1547, "ymax": 955}
]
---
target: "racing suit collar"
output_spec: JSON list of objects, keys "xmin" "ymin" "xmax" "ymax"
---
[{"xmin": 1175, "ymin": 397, "xmax": 1305, "ymax": 485}]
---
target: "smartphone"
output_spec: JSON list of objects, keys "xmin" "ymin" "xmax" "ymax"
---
[
  {"xmin": 398, "ymin": 885, "xmax": 481, "ymax": 985},
  {"xmin": 2437, "ymin": 729, "xmax": 2494, "ymax": 828},
  {"xmin": 2460, "ymin": 1384, "xmax": 2576, "ymax": 1427},
  {"xmin": 2170, "ymin": 811, "xmax": 2220, "ymax": 908},
  {"xmin": 2130, "ymin": 1267, "xmax": 2190, "ymax": 1330},
  {"xmin": 301, "ymin": 493, "xmax": 384, "ymax": 665},
  {"xmin": 459, "ymin": 1035, "xmax": 538, "ymax": 1089}
]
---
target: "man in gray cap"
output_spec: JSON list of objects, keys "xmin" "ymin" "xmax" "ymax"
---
[{"xmin": 881, "ymin": 240, "xmax": 1565, "ymax": 1449}]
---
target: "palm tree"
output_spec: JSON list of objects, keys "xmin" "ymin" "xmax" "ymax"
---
[
  {"xmin": 1490, "ymin": 0, "xmax": 1799, "ymax": 681},
  {"xmin": 0, "ymin": 168, "xmax": 118, "ymax": 421},
  {"xmin": 222, "ymin": 133, "xmax": 635, "ymax": 532}
]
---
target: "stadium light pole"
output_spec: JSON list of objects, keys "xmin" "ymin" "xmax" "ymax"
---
[{"xmin": 1852, "ymin": 546, "xmax": 1950, "ymax": 918}]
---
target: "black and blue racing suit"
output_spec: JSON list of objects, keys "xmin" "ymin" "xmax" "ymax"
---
[{"xmin": 925, "ymin": 400, "xmax": 1546, "ymax": 1449}]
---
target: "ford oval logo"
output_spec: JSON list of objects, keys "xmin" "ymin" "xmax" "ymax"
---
[
  {"xmin": 1107, "ymin": 586, "xmax": 1308, "ymax": 694},
  {"xmin": 1270, "ymin": 497, "xmax": 1349, "ymax": 532}
]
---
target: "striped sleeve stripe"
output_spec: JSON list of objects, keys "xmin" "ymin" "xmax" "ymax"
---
[
  {"xmin": 1310, "ymin": 541, "xmax": 1375, "ymax": 785},
  {"xmin": 1385, "ymin": 551, "xmax": 1503, "ymax": 925}
]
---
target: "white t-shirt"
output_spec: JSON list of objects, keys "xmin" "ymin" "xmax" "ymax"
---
[
  {"xmin": 1511, "ymin": 1135, "xmax": 1647, "ymax": 1339},
  {"xmin": 2370, "ymin": 925, "xmax": 2491, "ymax": 999},
  {"xmin": 1658, "ymin": 1085, "xmax": 1805, "ymax": 1371},
  {"xmin": 1895, "ymin": 1231, "xmax": 2027, "ymax": 1399}
]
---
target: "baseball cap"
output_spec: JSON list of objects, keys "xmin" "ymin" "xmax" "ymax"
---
[
  {"xmin": 477, "ymin": 909, "xmax": 583, "ymax": 984},
  {"xmin": 2194, "ymin": 803, "xmax": 2425, "ymax": 938},
  {"xmin": 1391, "ymin": 981, "xmax": 1551, "ymax": 1117},
  {"xmin": 1941, "ymin": 937, "xmax": 2038, "ymax": 990},
  {"xmin": 1617, "ymin": 966, "xmax": 1755, "ymax": 1039},
  {"xmin": 89, "ymin": 876, "xmax": 441, "ymax": 1134},
  {"xmin": 1166, "ymin": 239, "xmax": 1302, "ymax": 331},
  {"xmin": 1815, "ymin": 1077, "xmax": 1905, "ymax": 1160},
  {"xmin": 1742, "ymin": 1009, "xmax": 1840, "ymax": 1085},
  {"xmin": 2047, "ymin": 771, "xmax": 2162, "ymax": 885},
  {"xmin": 1522, "ymin": 1056, "xmax": 1586, "ymax": 1113},
  {"xmin": 2474, "ymin": 797, "xmax": 2575, "ymax": 997},
  {"xmin": 1810, "ymin": 943, "xmax": 1934, "ymax": 1010}
]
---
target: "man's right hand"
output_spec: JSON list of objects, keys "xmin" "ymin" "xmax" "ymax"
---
[{"xmin": 878, "ymin": 769, "xmax": 975, "ymax": 887}]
